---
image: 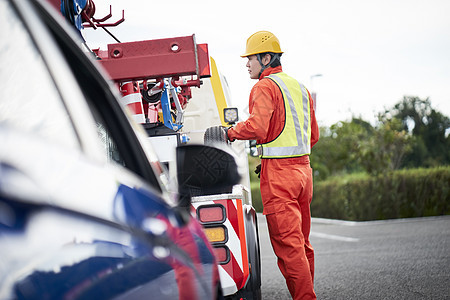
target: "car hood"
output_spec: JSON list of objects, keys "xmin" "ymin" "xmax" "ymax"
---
[{"xmin": 0, "ymin": 125, "xmax": 176, "ymax": 227}]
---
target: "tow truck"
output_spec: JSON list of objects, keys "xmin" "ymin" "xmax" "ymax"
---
[{"xmin": 49, "ymin": 1, "xmax": 261, "ymax": 298}]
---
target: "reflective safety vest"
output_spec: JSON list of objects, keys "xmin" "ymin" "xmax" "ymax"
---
[{"xmin": 257, "ymin": 72, "xmax": 312, "ymax": 158}]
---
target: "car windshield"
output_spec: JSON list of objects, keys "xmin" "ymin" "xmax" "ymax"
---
[{"xmin": 0, "ymin": 0, "xmax": 79, "ymax": 150}]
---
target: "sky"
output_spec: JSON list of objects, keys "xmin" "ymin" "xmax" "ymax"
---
[{"xmin": 83, "ymin": 0, "xmax": 450, "ymax": 127}]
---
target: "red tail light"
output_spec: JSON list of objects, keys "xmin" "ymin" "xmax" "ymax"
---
[
  {"xmin": 197, "ymin": 205, "xmax": 225, "ymax": 223},
  {"xmin": 213, "ymin": 246, "xmax": 230, "ymax": 264}
]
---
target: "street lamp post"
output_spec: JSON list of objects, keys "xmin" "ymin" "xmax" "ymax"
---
[{"xmin": 309, "ymin": 74, "xmax": 322, "ymax": 111}]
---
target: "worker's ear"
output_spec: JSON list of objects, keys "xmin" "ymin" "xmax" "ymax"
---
[{"xmin": 262, "ymin": 53, "xmax": 272, "ymax": 66}]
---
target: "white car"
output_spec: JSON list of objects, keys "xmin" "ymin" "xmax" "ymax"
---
[{"xmin": 0, "ymin": 0, "xmax": 241, "ymax": 298}]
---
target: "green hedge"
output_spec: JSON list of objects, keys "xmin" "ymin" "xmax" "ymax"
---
[
  {"xmin": 250, "ymin": 165, "xmax": 450, "ymax": 221},
  {"xmin": 311, "ymin": 166, "xmax": 450, "ymax": 221},
  {"xmin": 248, "ymin": 156, "xmax": 263, "ymax": 213},
  {"xmin": 250, "ymin": 181, "xmax": 263, "ymax": 213}
]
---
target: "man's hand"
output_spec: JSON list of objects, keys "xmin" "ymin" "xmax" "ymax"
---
[{"xmin": 223, "ymin": 126, "xmax": 234, "ymax": 142}]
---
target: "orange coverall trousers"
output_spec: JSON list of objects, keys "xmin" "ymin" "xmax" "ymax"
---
[{"xmin": 260, "ymin": 155, "xmax": 316, "ymax": 300}]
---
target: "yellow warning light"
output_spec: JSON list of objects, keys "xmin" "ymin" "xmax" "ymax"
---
[{"xmin": 204, "ymin": 226, "xmax": 227, "ymax": 243}]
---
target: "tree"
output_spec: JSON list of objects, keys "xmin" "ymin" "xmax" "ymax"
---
[
  {"xmin": 382, "ymin": 96, "xmax": 450, "ymax": 168},
  {"xmin": 311, "ymin": 117, "xmax": 413, "ymax": 179},
  {"xmin": 357, "ymin": 117, "xmax": 412, "ymax": 175},
  {"xmin": 311, "ymin": 96, "xmax": 449, "ymax": 181},
  {"xmin": 311, "ymin": 118, "xmax": 373, "ymax": 180}
]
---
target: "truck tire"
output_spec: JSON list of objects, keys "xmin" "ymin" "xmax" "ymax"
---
[
  {"xmin": 216, "ymin": 282, "xmax": 225, "ymax": 300},
  {"xmin": 242, "ymin": 212, "xmax": 262, "ymax": 300},
  {"xmin": 204, "ymin": 126, "xmax": 228, "ymax": 145}
]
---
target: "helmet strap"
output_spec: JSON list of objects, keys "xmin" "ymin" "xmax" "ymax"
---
[{"xmin": 257, "ymin": 53, "xmax": 280, "ymax": 78}]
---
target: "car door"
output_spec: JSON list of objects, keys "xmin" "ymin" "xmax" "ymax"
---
[{"xmin": 0, "ymin": 0, "xmax": 218, "ymax": 298}]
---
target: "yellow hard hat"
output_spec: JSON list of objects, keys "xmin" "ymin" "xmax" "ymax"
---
[{"xmin": 241, "ymin": 31, "xmax": 283, "ymax": 57}]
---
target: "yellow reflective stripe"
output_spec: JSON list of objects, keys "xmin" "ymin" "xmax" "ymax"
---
[
  {"xmin": 299, "ymin": 82, "xmax": 311, "ymax": 154},
  {"xmin": 260, "ymin": 73, "xmax": 311, "ymax": 158},
  {"xmin": 260, "ymin": 145, "xmax": 307, "ymax": 158},
  {"xmin": 274, "ymin": 75, "xmax": 303, "ymax": 146},
  {"xmin": 299, "ymin": 83, "xmax": 311, "ymax": 153}
]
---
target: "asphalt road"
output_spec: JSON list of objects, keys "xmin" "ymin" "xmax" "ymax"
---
[{"xmin": 257, "ymin": 214, "xmax": 450, "ymax": 299}]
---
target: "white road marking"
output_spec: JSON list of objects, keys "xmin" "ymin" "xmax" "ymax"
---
[{"xmin": 310, "ymin": 231, "xmax": 359, "ymax": 242}]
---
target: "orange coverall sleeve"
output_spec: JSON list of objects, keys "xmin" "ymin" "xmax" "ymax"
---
[
  {"xmin": 227, "ymin": 84, "xmax": 274, "ymax": 141},
  {"xmin": 308, "ymin": 89, "xmax": 320, "ymax": 148}
]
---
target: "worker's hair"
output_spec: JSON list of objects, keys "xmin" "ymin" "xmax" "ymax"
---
[{"xmin": 258, "ymin": 52, "xmax": 282, "ymax": 68}]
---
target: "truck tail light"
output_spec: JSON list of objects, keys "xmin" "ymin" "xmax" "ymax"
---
[
  {"xmin": 198, "ymin": 205, "xmax": 225, "ymax": 223},
  {"xmin": 213, "ymin": 246, "xmax": 230, "ymax": 264},
  {"xmin": 204, "ymin": 226, "xmax": 227, "ymax": 243}
]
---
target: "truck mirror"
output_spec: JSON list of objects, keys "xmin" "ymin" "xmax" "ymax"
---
[{"xmin": 176, "ymin": 144, "xmax": 241, "ymax": 207}]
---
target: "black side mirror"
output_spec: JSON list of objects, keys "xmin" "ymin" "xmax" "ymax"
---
[{"xmin": 176, "ymin": 144, "xmax": 241, "ymax": 207}]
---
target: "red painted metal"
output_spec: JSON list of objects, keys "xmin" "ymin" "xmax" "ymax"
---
[
  {"xmin": 46, "ymin": 0, "xmax": 61, "ymax": 12},
  {"xmin": 81, "ymin": 0, "xmax": 96, "ymax": 24},
  {"xmin": 119, "ymin": 81, "xmax": 145, "ymax": 123},
  {"xmin": 197, "ymin": 43, "xmax": 210, "ymax": 78},
  {"xmin": 96, "ymin": 35, "xmax": 210, "ymax": 82},
  {"xmin": 82, "ymin": 6, "xmax": 125, "ymax": 28}
]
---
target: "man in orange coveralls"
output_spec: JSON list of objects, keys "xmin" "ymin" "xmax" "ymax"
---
[{"xmin": 226, "ymin": 31, "xmax": 319, "ymax": 299}]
